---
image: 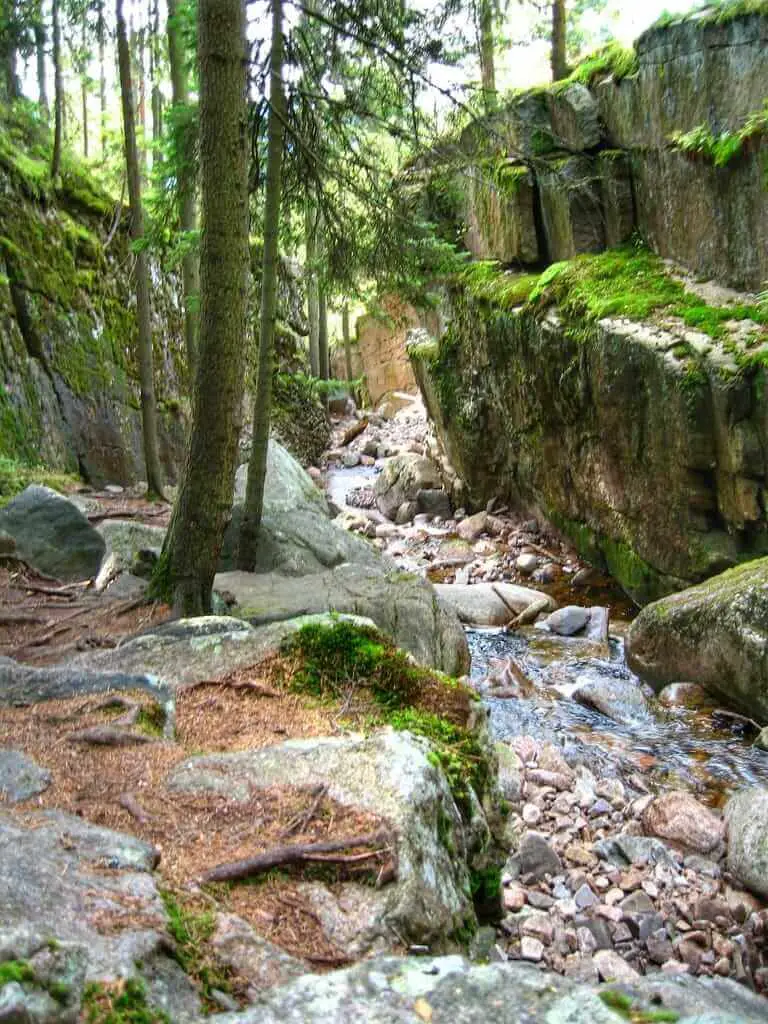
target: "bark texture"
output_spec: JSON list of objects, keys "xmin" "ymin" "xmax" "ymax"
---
[
  {"xmin": 551, "ymin": 0, "xmax": 568, "ymax": 82},
  {"xmin": 51, "ymin": 0, "xmax": 63, "ymax": 178},
  {"xmin": 159, "ymin": 0, "xmax": 249, "ymax": 613}
]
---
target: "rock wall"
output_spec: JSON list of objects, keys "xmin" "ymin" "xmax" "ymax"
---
[
  {"xmin": 408, "ymin": 7, "xmax": 767, "ymax": 289},
  {"xmin": 355, "ymin": 296, "xmax": 420, "ymax": 404},
  {"xmin": 0, "ymin": 115, "xmax": 187, "ymax": 486}
]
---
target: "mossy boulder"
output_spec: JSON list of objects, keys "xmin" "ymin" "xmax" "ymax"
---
[{"xmin": 626, "ymin": 557, "xmax": 768, "ymax": 722}]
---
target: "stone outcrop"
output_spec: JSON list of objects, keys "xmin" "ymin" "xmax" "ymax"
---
[
  {"xmin": 725, "ymin": 788, "xmax": 768, "ymax": 900},
  {"xmin": 626, "ymin": 558, "xmax": 768, "ymax": 722},
  {"xmin": 354, "ymin": 295, "xmax": 421, "ymax": 404},
  {"xmin": 412, "ymin": 8, "xmax": 767, "ymax": 289}
]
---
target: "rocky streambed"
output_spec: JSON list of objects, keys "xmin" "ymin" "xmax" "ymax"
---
[{"xmin": 324, "ymin": 394, "xmax": 768, "ymax": 996}]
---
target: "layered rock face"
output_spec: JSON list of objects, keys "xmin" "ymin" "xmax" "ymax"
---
[
  {"xmin": 354, "ymin": 295, "xmax": 421, "ymax": 404},
  {"xmin": 402, "ymin": 8, "xmax": 768, "ymax": 604},
  {"xmin": 412, "ymin": 8, "xmax": 767, "ymax": 289}
]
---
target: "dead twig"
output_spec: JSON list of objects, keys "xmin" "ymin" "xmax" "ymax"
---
[
  {"xmin": 281, "ymin": 784, "xmax": 328, "ymax": 839},
  {"xmin": 201, "ymin": 830, "xmax": 392, "ymax": 884}
]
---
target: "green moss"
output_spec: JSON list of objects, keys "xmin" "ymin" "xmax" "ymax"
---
[
  {"xmin": 469, "ymin": 865, "xmax": 502, "ymax": 905},
  {"xmin": 159, "ymin": 891, "xmax": 233, "ymax": 1008},
  {"xmin": 602, "ymin": 536, "xmax": 663, "ymax": 607},
  {"xmin": 459, "ymin": 261, "xmax": 539, "ymax": 310},
  {"xmin": 566, "ymin": 41, "xmax": 639, "ymax": 87},
  {"xmin": 598, "ymin": 988, "xmax": 679, "ymax": 1022},
  {"xmin": 654, "ymin": 0, "xmax": 768, "ymax": 29},
  {"xmin": 136, "ymin": 703, "xmax": 165, "ymax": 737},
  {"xmin": 0, "ymin": 456, "xmax": 81, "ymax": 506},
  {"xmin": 0, "ymin": 960, "xmax": 35, "ymax": 988},
  {"xmin": 81, "ymin": 978, "xmax": 170, "ymax": 1024}
]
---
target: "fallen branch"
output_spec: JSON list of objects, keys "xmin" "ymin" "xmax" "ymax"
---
[
  {"xmin": 20, "ymin": 582, "xmax": 84, "ymax": 599},
  {"xmin": 67, "ymin": 725, "xmax": 156, "ymax": 746},
  {"xmin": 508, "ymin": 596, "xmax": 551, "ymax": 630},
  {"xmin": 119, "ymin": 792, "xmax": 152, "ymax": 824},
  {"xmin": 201, "ymin": 830, "xmax": 392, "ymax": 884},
  {"xmin": 341, "ymin": 417, "xmax": 368, "ymax": 446}
]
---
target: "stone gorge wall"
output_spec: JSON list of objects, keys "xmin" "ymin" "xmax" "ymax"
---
[
  {"xmin": 354, "ymin": 296, "xmax": 420, "ymax": 404},
  {"xmin": 404, "ymin": 5, "xmax": 768, "ymax": 604},
  {"xmin": 409, "ymin": 6, "xmax": 767, "ymax": 289}
]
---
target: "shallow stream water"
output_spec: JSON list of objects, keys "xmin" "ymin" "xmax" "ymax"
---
[{"xmin": 468, "ymin": 627, "xmax": 768, "ymax": 807}]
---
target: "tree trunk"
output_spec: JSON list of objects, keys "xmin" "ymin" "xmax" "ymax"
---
[
  {"xmin": 318, "ymin": 286, "xmax": 329, "ymax": 381},
  {"xmin": 81, "ymin": 19, "xmax": 88, "ymax": 158},
  {"xmin": 156, "ymin": 0, "xmax": 249, "ymax": 613},
  {"xmin": 98, "ymin": 0, "xmax": 107, "ymax": 158},
  {"xmin": 167, "ymin": 0, "xmax": 200, "ymax": 377},
  {"xmin": 305, "ymin": 198, "xmax": 320, "ymax": 377},
  {"xmin": 478, "ymin": 0, "xmax": 496, "ymax": 113},
  {"xmin": 342, "ymin": 302, "xmax": 353, "ymax": 381},
  {"xmin": 551, "ymin": 0, "xmax": 568, "ymax": 82},
  {"xmin": 4, "ymin": 0, "xmax": 20, "ymax": 101},
  {"xmin": 237, "ymin": 0, "xmax": 286, "ymax": 570},
  {"xmin": 116, "ymin": 0, "xmax": 165, "ymax": 500},
  {"xmin": 35, "ymin": 3, "xmax": 48, "ymax": 115},
  {"xmin": 150, "ymin": 0, "xmax": 162, "ymax": 142},
  {"xmin": 51, "ymin": 0, "xmax": 63, "ymax": 179}
]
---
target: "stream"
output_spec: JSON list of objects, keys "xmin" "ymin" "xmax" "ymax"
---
[{"xmin": 326, "ymin": 453, "xmax": 768, "ymax": 810}]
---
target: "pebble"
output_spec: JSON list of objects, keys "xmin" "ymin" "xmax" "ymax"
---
[
  {"xmin": 520, "ymin": 936, "xmax": 544, "ymax": 962},
  {"xmin": 503, "ymin": 885, "xmax": 526, "ymax": 912},
  {"xmin": 574, "ymin": 883, "xmax": 598, "ymax": 910},
  {"xmin": 522, "ymin": 803, "xmax": 542, "ymax": 825},
  {"xmin": 593, "ymin": 949, "xmax": 640, "ymax": 983}
]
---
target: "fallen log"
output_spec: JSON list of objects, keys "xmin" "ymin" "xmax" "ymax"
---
[
  {"xmin": 341, "ymin": 418, "xmax": 368, "ymax": 446},
  {"xmin": 201, "ymin": 830, "xmax": 392, "ymax": 884}
]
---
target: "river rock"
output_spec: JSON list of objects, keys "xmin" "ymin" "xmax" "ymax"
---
[
  {"xmin": 516, "ymin": 553, "xmax": 539, "ymax": 575},
  {"xmin": 434, "ymin": 583, "xmax": 555, "ymax": 627},
  {"xmin": 657, "ymin": 682, "xmax": 713, "ymax": 708},
  {"xmin": 0, "ymin": 749, "xmax": 51, "ymax": 803},
  {"xmin": 0, "ymin": 485, "xmax": 105, "ymax": 581},
  {"xmin": 594, "ymin": 834, "xmax": 679, "ymax": 870},
  {"xmin": 0, "ymin": 809, "xmax": 200, "ymax": 1021},
  {"xmin": 641, "ymin": 791, "xmax": 725, "ymax": 854},
  {"xmin": 167, "ymin": 730, "xmax": 477, "ymax": 951},
  {"xmin": 417, "ymin": 488, "xmax": 452, "ymax": 518},
  {"xmin": 542, "ymin": 605, "xmax": 591, "ymax": 636},
  {"xmin": 457, "ymin": 511, "xmax": 488, "ymax": 541},
  {"xmin": 724, "ymin": 788, "xmax": 768, "ymax": 900},
  {"xmin": 510, "ymin": 832, "xmax": 563, "ymax": 881},
  {"xmin": 593, "ymin": 949, "xmax": 640, "ymax": 983},
  {"xmin": 626, "ymin": 559, "xmax": 768, "ymax": 723},
  {"xmin": 572, "ymin": 671, "xmax": 650, "ymax": 725},
  {"xmin": 374, "ymin": 453, "xmax": 442, "ymax": 520}
]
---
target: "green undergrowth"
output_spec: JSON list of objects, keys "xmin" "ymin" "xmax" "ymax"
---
[
  {"xmin": 160, "ymin": 890, "xmax": 235, "ymax": 1011},
  {"xmin": 0, "ymin": 958, "xmax": 71, "ymax": 1008},
  {"xmin": 81, "ymin": 978, "xmax": 170, "ymax": 1024},
  {"xmin": 459, "ymin": 261, "xmax": 540, "ymax": 310},
  {"xmin": 279, "ymin": 620, "xmax": 488, "ymax": 813},
  {"xmin": 0, "ymin": 455, "xmax": 81, "ymax": 506},
  {"xmin": 653, "ymin": 0, "xmax": 768, "ymax": 29},
  {"xmin": 671, "ymin": 104, "xmax": 768, "ymax": 170}
]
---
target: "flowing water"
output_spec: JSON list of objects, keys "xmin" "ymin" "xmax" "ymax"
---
[{"xmin": 468, "ymin": 626, "xmax": 768, "ymax": 807}]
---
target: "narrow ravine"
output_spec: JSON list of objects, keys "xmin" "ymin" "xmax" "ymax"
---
[{"xmin": 324, "ymin": 393, "xmax": 768, "ymax": 991}]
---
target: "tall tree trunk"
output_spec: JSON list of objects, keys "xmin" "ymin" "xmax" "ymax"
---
[
  {"xmin": 551, "ymin": 0, "xmax": 568, "ymax": 82},
  {"xmin": 342, "ymin": 302, "xmax": 353, "ymax": 381},
  {"xmin": 167, "ymin": 0, "xmax": 199, "ymax": 377},
  {"xmin": 305, "ymin": 199, "xmax": 320, "ymax": 376},
  {"xmin": 116, "ymin": 0, "xmax": 165, "ymax": 500},
  {"xmin": 4, "ymin": 0, "xmax": 20, "ymax": 100},
  {"xmin": 237, "ymin": 0, "xmax": 286, "ymax": 569},
  {"xmin": 150, "ymin": 0, "xmax": 162, "ymax": 141},
  {"xmin": 51, "ymin": 0, "xmax": 63, "ymax": 179},
  {"xmin": 318, "ymin": 286, "xmax": 329, "ymax": 381},
  {"xmin": 478, "ymin": 0, "xmax": 496, "ymax": 113},
  {"xmin": 156, "ymin": 0, "xmax": 249, "ymax": 614},
  {"xmin": 35, "ymin": 3, "xmax": 48, "ymax": 115},
  {"xmin": 81, "ymin": 20, "xmax": 88, "ymax": 158},
  {"xmin": 98, "ymin": 0, "xmax": 107, "ymax": 158}
]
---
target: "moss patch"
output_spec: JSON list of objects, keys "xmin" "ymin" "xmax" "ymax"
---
[
  {"xmin": 0, "ymin": 456, "xmax": 81, "ymax": 506},
  {"xmin": 0, "ymin": 959, "xmax": 35, "ymax": 988},
  {"xmin": 81, "ymin": 978, "xmax": 171, "ymax": 1024},
  {"xmin": 160, "ymin": 890, "xmax": 234, "ymax": 1010},
  {"xmin": 671, "ymin": 104, "xmax": 768, "ymax": 171},
  {"xmin": 564, "ymin": 41, "xmax": 639, "ymax": 87}
]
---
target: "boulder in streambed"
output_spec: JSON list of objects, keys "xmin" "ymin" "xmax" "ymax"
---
[
  {"xmin": 626, "ymin": 558, "xmax": 768, "ymax": 723},
  {"xmin": 434, "ymin": 582, "xmax": 555, "ymax": 627},
  {"xmin": 374, "ymin": 452, "xmax": 442, "ymax": 521},
  {"xmin": 724, "ymin": 788, "xmax": 768, "ymax": 900},
  {"xmin": 642, "ymin": 791, "xmax": 725, "ymax": 856},
  {"xmin": 0, "ymin": 485, "xmax": 105, "ymax": 580}
]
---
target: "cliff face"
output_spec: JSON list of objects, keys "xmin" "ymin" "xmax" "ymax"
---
[
  {"xmin": 0, "ymin": 111, "xmax": 186, "ymax": 486},
  {"xmin": 404, "ymin": 6, "xmax": 768, "ymax": 604},
  {"xmin": 409, "ymin": 6, "xmax": 767, "ymax": 290}
]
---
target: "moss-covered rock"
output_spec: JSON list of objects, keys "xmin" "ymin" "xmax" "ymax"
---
[
  {"xmin": 410, "ymin": 246, "xmax": 768, "ymax": 603},
  {"xmin": 626, "ymin": 557, "xmax": 768, "ymax": 721}
]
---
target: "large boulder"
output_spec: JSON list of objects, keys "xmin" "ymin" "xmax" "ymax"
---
[
  {"xmin": 724, "ymin": 788, "xmax": 768, "ymax": 900},
  {"xmin": 0, "ymin": 485, "xmax": 105, "ymax": 580},
  {"xmin": 626, "ymin": 559, "xmax": 768, "ymax": 723},
  {"xmin": 374, "ymin": 453, "xmax": 443, "ymax": 521},
  {"xmin": 166, "ymin": 730, "xmax": 478, "ymax": 952},
  {"xmin": 217, "ymin": 568, "xmax": 470, "ymax": 676},
  {"xmin": 0, "ymin": 809, "xmax": 200, "ymax": 1022},
  {"xmin": 434, "ymin": 582, "xmax": 554, "ymax": 627},
  {"xmin": 208, "ymin": 954, "xmax": 768, "ymax": 1024}
]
